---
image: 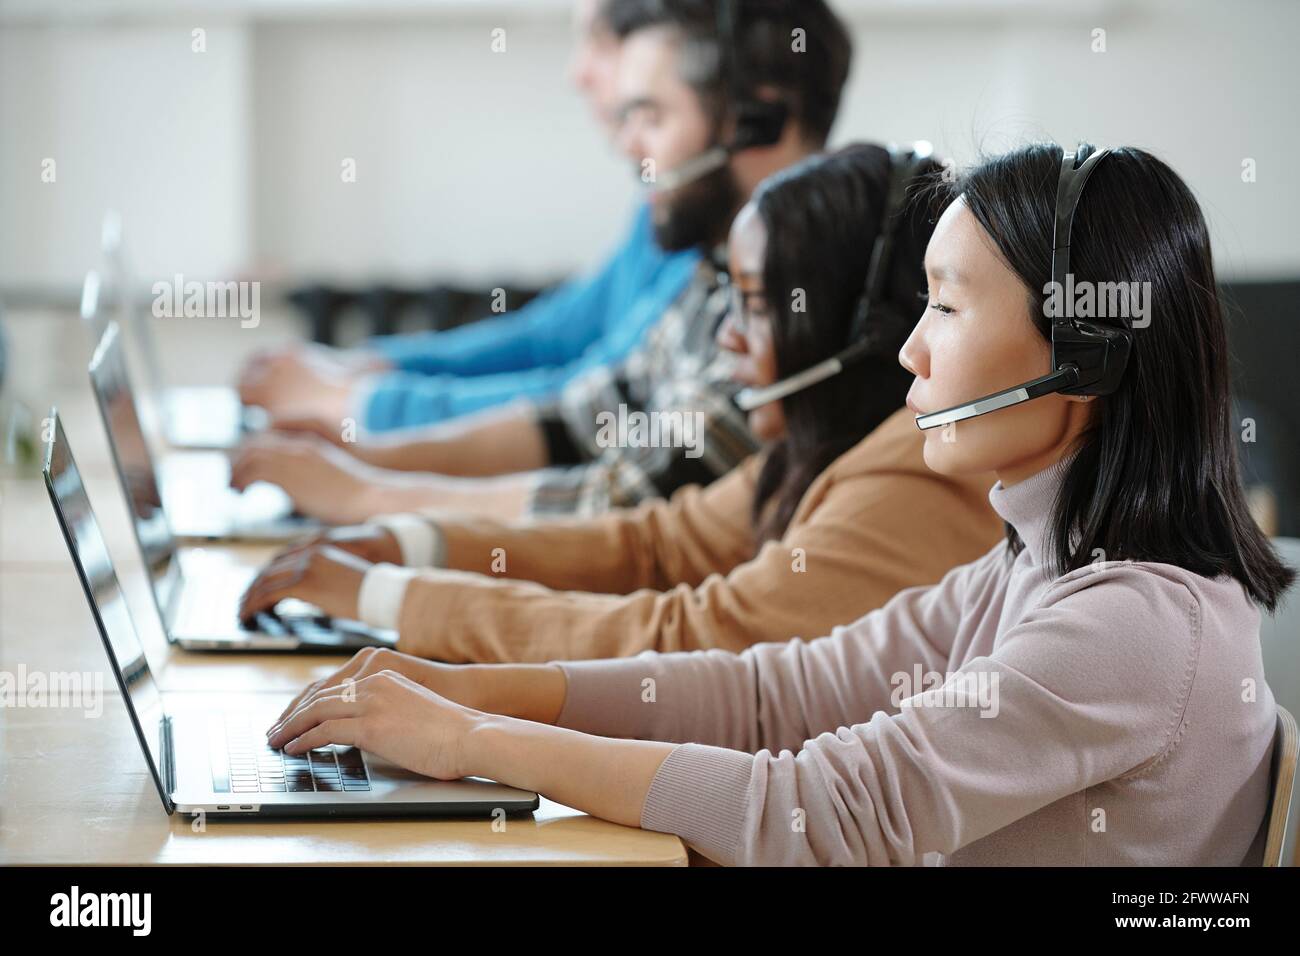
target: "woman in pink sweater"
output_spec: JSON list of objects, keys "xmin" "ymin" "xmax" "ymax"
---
[{"xmin": 263, "ymin": 143, "xmax": 1294, "ymax": 865}]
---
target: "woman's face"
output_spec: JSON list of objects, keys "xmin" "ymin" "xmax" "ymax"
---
[
  {"xmin": 899, "ymin": 198, "xmax": 1094, "ymax": 483},
  {"xmin": 717, "ymin": 203, "xmax": 786, "ymax": 442}
]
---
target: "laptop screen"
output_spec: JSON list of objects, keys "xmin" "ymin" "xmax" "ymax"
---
[
  {"xmin": 78, "ymin": 269, "xmax": 110, "ymax": 349},
  {"xmin": 43, "ymin": 411, "xmax": 172, "ymax": 813},
  {"xmin": 87, "ymin": 322, "xmax": 181, "ymax": 621}
]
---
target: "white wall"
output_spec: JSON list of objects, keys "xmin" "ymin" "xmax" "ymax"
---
[
  {"xmin": 0, "ymin": 22, "xmax": 251, "ymax": 291},
  {"xmin": 249, "ymin": 17, "xmax": 630, "ymax": 286},
  {"xmin": 1, "ymin": 0, "xmax": 1297, "ymax": 296}
]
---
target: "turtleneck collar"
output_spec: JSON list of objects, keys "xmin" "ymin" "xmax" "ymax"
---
[{"xmin": 987, "ymin": 455, "xmax": 1073, "ymax": 566}]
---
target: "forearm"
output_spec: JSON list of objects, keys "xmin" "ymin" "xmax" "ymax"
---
[
  {"xmin": 466, "ymin": 715, "xmax": 675, "ymax": 829},
  {"xmin": 453, "ymin": 662, "xmax": 568, "ymax": 725},
  {"xmin": 358, "ymin": 404, "xmax": 549, "ymax": 477},
  {"xmin": 359, "ymin": 471, "xmax": 537, "ymax": 522}
]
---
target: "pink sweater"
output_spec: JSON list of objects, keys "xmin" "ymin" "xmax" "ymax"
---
[{"xmin": 555, "ymin": 459, "xmax": 1278, "ymax": 865}]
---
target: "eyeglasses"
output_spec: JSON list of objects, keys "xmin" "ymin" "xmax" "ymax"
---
[{"xmin": 727, "ymin": 284, "xmax": 771, "ymax": 337}]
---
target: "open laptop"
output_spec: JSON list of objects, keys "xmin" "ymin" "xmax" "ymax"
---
[
  {"xmin": 99, "ymin": 214, "xmax": 261, "ymax": 450},
  {"xmin": 90, "ymin": 320, "xmax": 313, "ymax": 542},
  {"xmin": 43, "ymin": 413, "xmax": 538, "ymax": 817},
  {"xmin": 80, "ymin": 349, "xmax": 388, "ymax": 651}
]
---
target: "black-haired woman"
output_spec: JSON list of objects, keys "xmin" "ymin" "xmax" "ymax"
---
[
  {"xmin": 238, "ymin": 144, "xmax": 1002, "ymax": 662},
  {"xmin": 259, "ymin": 143, "xmax": 1292, "ymax": 865}
]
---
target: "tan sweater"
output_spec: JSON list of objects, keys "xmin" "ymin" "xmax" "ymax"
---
[{"xmin": 369, "ymin": 408, "xmax": 1003, "ymax": 662}]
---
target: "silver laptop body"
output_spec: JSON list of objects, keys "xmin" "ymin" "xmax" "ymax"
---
[
  {"xmin": 83, "ymin": 338, "xmax": 389, "ymax": 652},
  {"xmin": 99, "ymin": 212, "xmax": 256, "ymax": 450},
  {"xmin": 43, "ymin": 411, "xmax": 537, "ymax": 819},
  {"xmin": 88, "ymin": 317, "xmax": 314, "ymax": 543}
]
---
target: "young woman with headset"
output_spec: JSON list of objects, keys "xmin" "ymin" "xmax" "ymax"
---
[
  {"xmin": 236, "ymin": 143, "xmax": 1004, "ymax": 661},
  {"xmin": 259, "ymin": 142, "xmax": 1294, "ymax": 865}
]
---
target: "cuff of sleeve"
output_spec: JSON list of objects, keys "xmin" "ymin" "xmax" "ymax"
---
[
  {"xmin": 357, "ymin": 563, "xmax": 418, "ymax": 631},
  {"xmin": 535, "ymin": 402, "xmax": 586, "ymax": 466},
  {"xmin": 641, "ymin": 743, "xmax": 756, "ymax": 866},
  {"xmin": 351, "ymin": 373, "xmax": 383, "ymax": 428},
  {"xmin": 371, "ymin": 513, "xmax": 445, "ymax": 568},
  {"xmin": 554, "ymin": 658, "xmax": 661, "ymax": 737}
]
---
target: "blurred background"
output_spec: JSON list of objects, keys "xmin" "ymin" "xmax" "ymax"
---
[
  {"xmin": 1, "ymin": 0, "xmax": 1297, "ymax": 532},
  {"xmin": 1, "ymin": 0, "xmax": 1296, "ymax": 869},
  {"xmin": 4, "ymin": 0, "xmax": 1298, "ymax": 288}
]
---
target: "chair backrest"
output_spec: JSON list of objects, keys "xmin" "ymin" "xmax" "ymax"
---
[
  {"xmin": 1263, "ymin": 705, "xmax": 1298, "ymax": 866},
  {"xmin": 1259, "ymin": 537, "xmax": 1300, "ymax": 865}
]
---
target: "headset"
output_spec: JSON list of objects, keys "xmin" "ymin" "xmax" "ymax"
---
[
  {"xmin": 651, "ymin": 0, "xmax": 791, "ymax": 194},
  {"xmin": 914, "ymin": 144, "xmax": 1132, "ymax": 430},
  {"xmin": 735, "ymin": 141, "xmax": 934, "ymax": 411}
]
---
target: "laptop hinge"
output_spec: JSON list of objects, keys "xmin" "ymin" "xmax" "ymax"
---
[{"xmin": 161, "ymin": 714, "xmax": 177, "ymax": 798}]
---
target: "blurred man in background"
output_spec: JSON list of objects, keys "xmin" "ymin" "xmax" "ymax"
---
[
  {"xmin": 239, "ymin": 0, "xmax": 700, "ymax": 433},
  {"xmin": 232, "ymin": 0, "xmax": 854, "ymax": 522}
]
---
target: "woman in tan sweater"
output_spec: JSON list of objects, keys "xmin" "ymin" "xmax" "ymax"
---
[{"xmin": 239, "ymin": 144, "xmax": 1003, "ymax": 661}]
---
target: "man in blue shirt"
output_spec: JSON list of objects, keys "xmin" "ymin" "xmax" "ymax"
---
[
  {"xmin": 230, "ymin": 0, "xmax": 854, "ymax": 525},
  {"xmin": 361, "ymin": 203, "xmax": 697, "ymax": 429},
  {"xmin": 238, "ymin": 0, "xmax": 698, "ymax": 433}
]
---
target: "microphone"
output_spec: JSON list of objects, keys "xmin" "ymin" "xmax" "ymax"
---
[
  {"xmin": 913, "ymin": 366, "xmax": 1080, "ymax": 431},
  {"xmin": 735, "ymin": 141, "xmax": 935, "ymax": 413},
  {"xmin": 914, "ymin": 144, "xmax": 1129, "ymax": 432},
  {"xmin": 649, "ymin": 146, "xmax": 732, "ymax": 195},
  {"xmin": 735, "ymin": 357, "xmax": 843, "ymax": 412},
  {"xmin": 735, "ymin": 339, "xmax": 875, "ymax": 411}
]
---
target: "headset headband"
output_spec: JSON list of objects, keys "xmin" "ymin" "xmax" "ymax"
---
[{"xmin": 913, "ymin": 143, "xmax": 1133, "ymax": 430}]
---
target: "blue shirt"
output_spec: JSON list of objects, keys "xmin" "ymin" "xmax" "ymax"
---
[{"xmin": 362, "ymin": 203, "xmax": 699, "ymax": 431}]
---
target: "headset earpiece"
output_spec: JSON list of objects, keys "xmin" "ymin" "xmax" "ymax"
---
[
  {"xmin": 730, "ymin": 100, "xmax": 790, "ymax": 152},
  {"xmin": 846, "ymin": 142, "xmax": 933, "ymax": 344},
  {"xmin": 718, "ymin": 0, "xmax": 789, "ymax": 154},
  {"xmin": 914, "ymin": 142, "xmax": 1134, "ymax": 431},
  {"xmin": 735, "ymin": 141, "xmax": 935, "ymax": 412},
  {"xmin": 1049, "ymin": 145, "xmax": 1133, "ymax": 397}
]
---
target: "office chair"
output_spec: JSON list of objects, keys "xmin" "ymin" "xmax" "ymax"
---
[
  {"xmin": 1263, "ymin": 705, "xmax": 1298, "ymax": 866},
  {"xmin": 1260, "ymin": 537, "xmax": 1300, "ymax": 865}
]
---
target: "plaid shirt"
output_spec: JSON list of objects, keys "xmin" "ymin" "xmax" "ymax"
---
[{"xmin": 529, "ymin": 253, "xmax": 759, "ymax": 517}]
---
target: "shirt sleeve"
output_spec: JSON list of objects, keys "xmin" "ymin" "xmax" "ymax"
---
[
  {"xmin": 527, "ymin": 374, "xmax": 759, "ymax": 517},
  {"xmin": 391, "ymin": 454, "xmax": 1000, "ymax": 663},
  {"xmin": 359, "ymin": 205, "xmax": 698, "ymax": 431},
  {"xmin": 435, "ymin": 456, "xmax": 759, "ymax": 592},
  {"xmin": 559, "ymin": 562, "xmax": 1203, "ymax": 866},
  {"xmin": 368, "ymin": 209, "xmax": 646, "ymax": 378}
]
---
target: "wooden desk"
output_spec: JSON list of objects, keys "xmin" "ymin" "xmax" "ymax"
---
[{"xmin": 0, "ymin": 310, "xmax": 688, "ymax": 866}]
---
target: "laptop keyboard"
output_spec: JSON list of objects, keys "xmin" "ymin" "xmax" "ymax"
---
[
  {"xmin": 211, "ymin": 715, "xmax": 371, "ymax": 794},
  {"xmin": 252, "ymin": 607, "xmax": 339, "ymax": 641}
]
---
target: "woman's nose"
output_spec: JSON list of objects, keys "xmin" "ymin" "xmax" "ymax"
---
[
  {"xmin": 898, "ymin": 319, "xmax": 928, "ymax": 377},
  {"xmin": 716, "ymin": 311, "xmax": 746, "ymax": 354}
]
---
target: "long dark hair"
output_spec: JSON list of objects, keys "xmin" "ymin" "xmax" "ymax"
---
[
  {"xmin": 750, "ymin": 143, "xmax": 942, "ymax": 544},
  {"xmin": 957, "ymin": 143, "xmax": 1294, "ymax": 611}
]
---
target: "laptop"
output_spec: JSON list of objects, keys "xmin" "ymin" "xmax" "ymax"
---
[
  {"xmin": 90, "ymin": 320, "xmax": 313, "ymax": 543},
  {"xmin": 81, "ymin": 346, "xmax": 389, "ymax": 651},
  {"xmin": 42, "ymin": 413, "xmax": 539, "ymax": 818},
  {"xmin": 98, "ymin": 214, "xmax": 260, "ymax": 450}
]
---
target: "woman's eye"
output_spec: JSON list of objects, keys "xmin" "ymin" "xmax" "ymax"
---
[{"xmin": 929, "ymin": 301, "xmax": 955, "ymax": 315}]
